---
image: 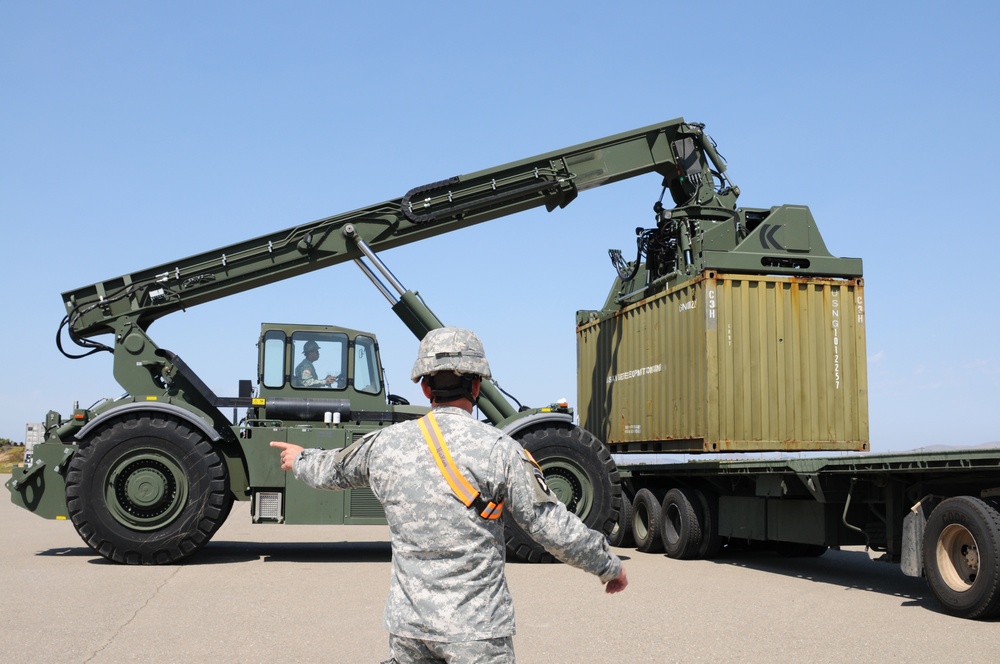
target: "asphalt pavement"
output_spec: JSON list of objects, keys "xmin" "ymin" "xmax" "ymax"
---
[{"xmin": 2, "ymin": 477, "xmax": 997, "ymax": 663}]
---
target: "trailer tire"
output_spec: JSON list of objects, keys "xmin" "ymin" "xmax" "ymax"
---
[
  {"xmin": 922, "ymin": 496, "xmax": 1000, "ymax": 619},
  {"xmin": 694, "ymin": 490, "xmax": 723, "ymax": 559},
  {"xmin": 505, "ymin": 424, "xmax": 621, "ymax": 563},
  {"xmin": 65, "ymin": 413, "xmax": 229, "ymax": 565},
  {"xmin": 632, "ymin": 488, "xmax": 664, "ymax": 553},
  {"xmin": 609, "ymin": 489, "xmax": 634, "ymax": 548},
  {"xmin": 660, "ymin": 488, "xmax": 703, "ymax": 559}
]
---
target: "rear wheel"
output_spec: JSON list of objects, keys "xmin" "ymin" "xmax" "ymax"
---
[
  {"xmin": 505, "ymin": 424, "xmax": 621, "ymax": 563},
  {"xmin": 609, "ymin": 490, "xmax": 635, "ymax": 548},
  {"xmin": 922, "ymin": 496, "xmax": 1000, "ymax": 619},
  {"xmin": 65, "ymin": 413, "xmax": 230, "ymax": 565},
  {"xmin": 632, "ymin": 488, "xmax": 664, "ymax": 553},
  {"xmin": 660, "ymin": 488, "xmax": 703, "ymax": 559},
  {"xmin": 694, "ymin": 490, "xmax": 723, "ymax": 559}
]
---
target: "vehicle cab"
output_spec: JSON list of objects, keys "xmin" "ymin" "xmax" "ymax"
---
[{"xmin": 254, "ymin": 323, "xmax": 418, "ymax": 422}]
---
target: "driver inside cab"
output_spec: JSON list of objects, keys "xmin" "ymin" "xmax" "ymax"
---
[{"xmin": 294, "ymin": 340, "xmax": 341, "ymax": 387}]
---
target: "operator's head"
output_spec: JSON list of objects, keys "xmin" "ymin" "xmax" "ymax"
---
[
  {"xmin": 303, "ymin": 340, "xmax": 320, "ymax": 356},
  {"xmin": 411, "ymin": 327, "xmax": 492, "ymax": 406}
]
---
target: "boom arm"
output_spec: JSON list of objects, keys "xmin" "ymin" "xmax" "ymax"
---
[{"xmin": 61, "ymin": 118, "xmax": 723, "ymax": 343}]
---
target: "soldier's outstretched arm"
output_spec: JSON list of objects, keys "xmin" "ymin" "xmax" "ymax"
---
[
  {"xmin": 500, "ymin": 444, "xmax": 624, "ymax": 588},
  {"xmin": 270, "ymin": 433, "xmax": 378, "ymax": 490}
]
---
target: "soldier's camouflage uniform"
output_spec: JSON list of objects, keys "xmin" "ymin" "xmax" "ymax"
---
[
  {"xmin": 293, "ymin": 405, "xmax": 621, "ymax": 646},
  {"xmin": 294, "ymin": 357, "xmax": 325, "ymax": 387}
]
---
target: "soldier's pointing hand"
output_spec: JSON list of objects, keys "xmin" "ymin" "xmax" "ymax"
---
[{"xmin": 270, "ymin": 441, "xmax": 304, "ymax": 471}]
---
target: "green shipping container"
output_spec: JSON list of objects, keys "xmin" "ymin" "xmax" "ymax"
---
[{"xmin": 577, "ymin": 271, "xmax": 869, "ymax": 453}]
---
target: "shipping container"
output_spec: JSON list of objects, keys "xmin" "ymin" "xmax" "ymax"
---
[{"xmin": 577, "ymin": 270, "xmax": 868, "ymax": 453}]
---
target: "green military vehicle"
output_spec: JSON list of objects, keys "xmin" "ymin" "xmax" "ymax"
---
[{"xmin": 8, "ymin": 119, "xmax": 1000, "ymax": 619}]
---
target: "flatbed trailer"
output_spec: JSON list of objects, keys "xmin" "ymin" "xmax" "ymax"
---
[{"xmin": 612, "ymin": 447, "xmax": 1000, "ymax": 619}]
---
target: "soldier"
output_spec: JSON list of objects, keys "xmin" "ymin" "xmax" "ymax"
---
[
  {"xmin": 294, "ymin": 339, "xmax": 337, "ymax": 387},
  {"xmin": 271, "ymin": 327, "xmax": 627, "ymax": 663}
]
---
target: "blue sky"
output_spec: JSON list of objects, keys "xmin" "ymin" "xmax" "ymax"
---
[{"xmin": 2, "ymin": 2, "xmax": 997, "ymax": 452}]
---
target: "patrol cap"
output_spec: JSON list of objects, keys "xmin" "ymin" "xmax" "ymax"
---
[
  {"xmin": 303, "ymin": 340, "xmax": 320, "ymax": 354},
  {"xmin": 411, "ymin": 327, "xmax": 492, "ymax": 382}
]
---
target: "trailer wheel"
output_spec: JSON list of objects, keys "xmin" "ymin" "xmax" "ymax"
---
[
  {"xmin": 65, "ymin": 413, "xmax": 229, "ymax": 565},
  {"xmin": 922, "ymin": 496, "xmax": 1000, "ymax": 619},
  {"xmin": 505, "ymin": 424, "xmax": 621, "ymax": 563},
  {"xmin": 694, "ymin": 490, "xmax": 723, "ymax": 559},
  {"xmin": 632, "ymin": 488, "xmax": 664, "ymax": 553},
  {"xmin": 609, "ymin": 489, "xmax": 635, "ymax": 548},
  {"xmin": 660, "ymin": 488, "xmax": 704, "ymax": 559}
]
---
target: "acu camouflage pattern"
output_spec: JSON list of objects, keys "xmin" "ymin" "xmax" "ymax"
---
[
  {"xmin": 410, "ymin": 327, "xmax": 493, "ymax": 382},
  {"xmin": 386, "ymin": 634, "xmax": 513, "ymax": 663},
  {"xmin": 294, "ymin": 406, "xmax": 621, "ymax": 642},
  {"xmin": 293, "ymin": 357, "xmax": 325, "ymax": 387}
]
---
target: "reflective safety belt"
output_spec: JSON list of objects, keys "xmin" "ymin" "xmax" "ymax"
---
[{"xmin": 418, "ymin": 412, "xmax": 503, "ymax": 520}]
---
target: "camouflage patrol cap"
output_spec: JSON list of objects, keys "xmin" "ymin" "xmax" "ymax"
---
[
  {"xmin": 411, "ymin": 327, "xmax": 492, "ymax": 382},
  {"xmin": 303, "ymin": 340, "xmax": 320, "ymax": 354}
]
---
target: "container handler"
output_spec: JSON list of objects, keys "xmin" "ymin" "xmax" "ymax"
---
[
  {"xmin": 8, "ymin": 118, "xmax": 1000, "ymax": 619},
  {"xmin": 12, "ymin": 119, "xmax": 740, "ymax": 566}
]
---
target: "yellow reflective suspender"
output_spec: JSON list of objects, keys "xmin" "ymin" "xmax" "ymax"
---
[{"xmin": 418, "ymin": 412, "xmax": 503, "ymax": 520}]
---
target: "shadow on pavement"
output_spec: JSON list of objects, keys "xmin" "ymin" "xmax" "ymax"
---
[
  {"xmin": 35, "ymin": 540, "xmax": 393, "ymax": 566},
  {"xmin": 704, "ymin": 546, "xmax": 945, "ymax": 613}
]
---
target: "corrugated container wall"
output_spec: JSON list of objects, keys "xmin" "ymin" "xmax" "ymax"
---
[{"xmin": 577, "ymin": 271, "xmax": 868, "ymax": 453}]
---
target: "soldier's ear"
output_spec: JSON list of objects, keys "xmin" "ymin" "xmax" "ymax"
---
[{"xmin": 420, "ymin": 377, "xmax": 433, "ymax": 400}]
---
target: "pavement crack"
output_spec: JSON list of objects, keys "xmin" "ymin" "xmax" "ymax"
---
[{"xmin": 83, "ymin": 566, "xmax": 182, "ymax": 663}]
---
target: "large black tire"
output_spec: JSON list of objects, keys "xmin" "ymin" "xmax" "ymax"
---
[
  {"xmin": 660, "ymin": 487, "xmax": 703, "ymax": 559},
  {"xmin": 694, "ymin": 489, "xmax": 723, "ymax": 559},
  {"xmin": 922, "ymin": 496, "xmax": 1000, "ymax": 619},
  {"xmin": 65, "ymin": 413, "xmax": 230, "ymax": 565},
  {"xmin": 609, "ymin": 489, "xmax": 635, "ymax": 548},
  {"xmin": 505, "ymin": 424, "xmax": 621, "ymax": 563},
  {"xmin": 632, "ymin": 488, "xmax": 664, "ymax": 553}
]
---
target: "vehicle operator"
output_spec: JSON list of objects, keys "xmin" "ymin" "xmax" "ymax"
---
[
  {"xmin": 294, "ymin": 339, "xmax": 338, "ymax": 387},
  {"xmin": 271, "ymin": 326, "xmax": 627, "ymax": 663}
]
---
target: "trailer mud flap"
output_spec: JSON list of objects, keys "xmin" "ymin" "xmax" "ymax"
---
[{"xmin": 901, "ymin": 497, "xmax": 933, "ymax": 577}]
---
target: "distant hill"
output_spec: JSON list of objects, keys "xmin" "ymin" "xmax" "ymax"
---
[{"xmin": 909, "ymin": 441, "xmax": 1000, "ymax": 452}]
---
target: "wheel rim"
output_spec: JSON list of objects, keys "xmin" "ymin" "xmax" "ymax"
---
[
  {"xmin": 936, "ymin": 523, "xmax": 980, "ymax": 592},
  {"xmin": 104, "ymin": 449, "xmax": 189, "ymax": 530},
  {"xmin": 541, "ymin": 458, "xmax": 594, "ymax": 519}
]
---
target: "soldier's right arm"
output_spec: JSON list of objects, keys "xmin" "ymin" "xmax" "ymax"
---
[{"xmin": 291, "ymin": 431, "xmax": 380, "ymax": 490}]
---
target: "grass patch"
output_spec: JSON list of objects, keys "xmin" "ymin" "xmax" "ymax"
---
[{"xmin": 0, "ymin": 445, "xmax": 25, "ymax": 474}]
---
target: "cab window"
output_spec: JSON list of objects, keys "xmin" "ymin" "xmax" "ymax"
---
[
  {"xmin": 261, "ymin": 330, "xmax": 286, "ymax": 389},
  {"xmin": 290, "ymin": 332, "xmax": 348, "ymax": 390},
  {"xmin": 354, "ymin": 335, "xmax": 382, "ymax": 394}
]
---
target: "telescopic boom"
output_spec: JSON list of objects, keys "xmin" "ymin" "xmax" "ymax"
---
[{"xmin": 62, "ymin": 118, "xmax": 706, "ymax": 342}]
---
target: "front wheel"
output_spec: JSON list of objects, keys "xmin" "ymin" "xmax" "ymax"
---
[
  {"xmin": 505, "ymin": 424, "xmax": 621, "ymax": 563},
  {"xmin": 65, "ymin": 413, "xmax": 230, "ymax": 564},
  {"xmin": 922, "ymin": 496, "xmax": 1000, "ymax": 619}
]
